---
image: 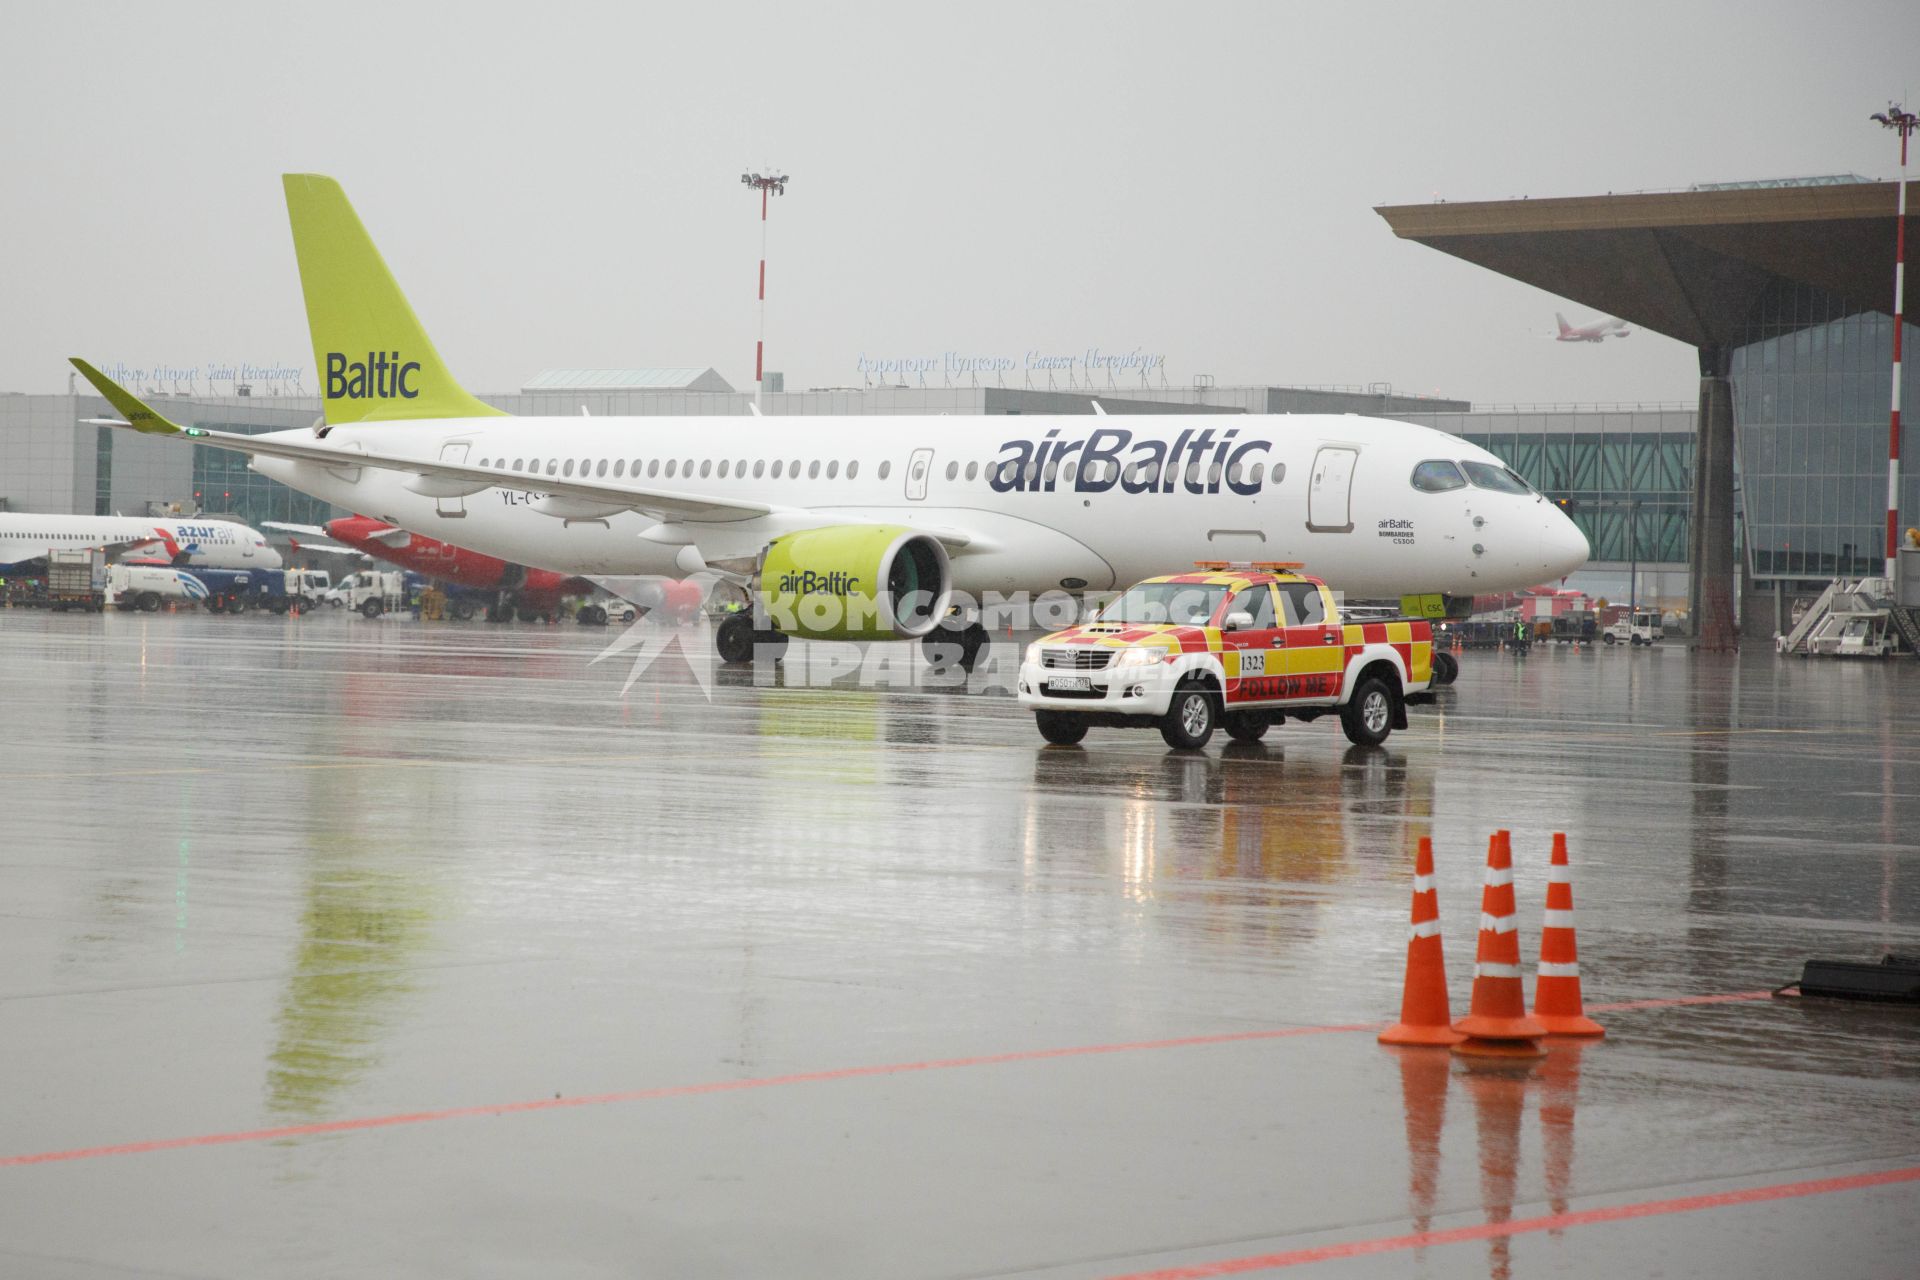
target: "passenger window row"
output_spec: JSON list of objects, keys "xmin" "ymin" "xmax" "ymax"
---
[
  {"xmin": 464, "ymin": 450, "xmax": 1298, "ymax": 492},
  {"xmin": 473, "ymin": 455, "xmax": 888, "ymax": 483}
]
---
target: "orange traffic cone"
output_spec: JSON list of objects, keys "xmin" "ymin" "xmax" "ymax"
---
[
  {"xmin": 1453, "ymin": 830, "xmax": 1547, "ymax": 1059},
  {"xmin": 1379, "ymin": 836, "xmax": 1464, "ymax": 1046},
  {"xmin": 1533, "ymin": 833, "xmax": 1605, "ymax": 1036}
]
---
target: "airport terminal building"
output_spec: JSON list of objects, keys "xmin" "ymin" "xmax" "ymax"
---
[{"xmin": 1380, "ymin": 176, "xmax": 1919, "ymax": 641}]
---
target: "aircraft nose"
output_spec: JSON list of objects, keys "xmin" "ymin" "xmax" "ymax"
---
[
  {"xmin": 261, "ymin": 545, "xmax": 284, "ymax": 569},
  {"xmin": 1542, "ymin": 503, "xmax": 1590, "ymax": 579}
]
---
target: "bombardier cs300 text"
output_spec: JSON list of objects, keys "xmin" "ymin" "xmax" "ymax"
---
[{"xmin": 73, "ymin": 174, "xmax": 1587, "ymax": 664}]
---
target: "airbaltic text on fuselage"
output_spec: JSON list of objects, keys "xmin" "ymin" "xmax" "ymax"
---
[
  {"xmin": 777, "ymin": 570, "xmax": 861, "ymax": 596},
  {"xmin": 325, "ymin": 351, "xmax": 421, "ymax": 400},
  {"xmin": 990, "ymin": 427, "xmax": 1271, "ymax": 495}
]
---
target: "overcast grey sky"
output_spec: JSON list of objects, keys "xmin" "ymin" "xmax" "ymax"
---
[{"xmin": 3, "ymin": 1, "xmax": 1914, "ymax": 404}]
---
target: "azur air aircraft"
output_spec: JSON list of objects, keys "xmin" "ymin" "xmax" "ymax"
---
[
  {"xmin": 72, "ymin": 174, "xmax": 1587, "ymax": 666},
  {"xmin": 0, "ymin": 513, "xmax": 279, "ymax": 573}
]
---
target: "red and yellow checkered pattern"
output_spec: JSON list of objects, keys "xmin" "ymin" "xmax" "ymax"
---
[{"xmin": 1038, "ymin": 570, "xmax": 1432, "ymax": 705}]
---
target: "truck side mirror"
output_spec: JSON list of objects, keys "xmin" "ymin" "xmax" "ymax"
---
[{"xmin": 1225, "ymin": 611, "xmax": 1254, "ymax": 631}]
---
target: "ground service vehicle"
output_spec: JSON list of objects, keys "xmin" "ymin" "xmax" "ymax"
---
[
  {"xmin": 325, "ymin": 569, "xmax": 419, "ymax": 618},
  {"xmin": 108, "ymin": 563, "xmax": 207, "ymax": 612},
  {"xmin": 47, "ymin": 548, "xmax": 106, "ymax": 612},
  {"xmin": 281, "ymin": 568, "xmax": 332, "ymax": 610},
  {"xmin": 1017, "ymin": 564, "xmax": 1435, "ymax": 751},
  {"xmin": 1550, "ymin": 612, "xmax": 1597, "ymax": 644},
  {"xmin": 1604, "ymin": 610, "xmax": 1662, "ymax": 646}
]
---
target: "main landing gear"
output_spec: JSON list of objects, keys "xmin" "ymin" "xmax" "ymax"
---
[
  {"xmin": 921, "ymin": 620, "xmax": 989, "ymax": 674},
  {"xmin": 715, "ymin": 611, "xmax": 789, "ymax": 666}
]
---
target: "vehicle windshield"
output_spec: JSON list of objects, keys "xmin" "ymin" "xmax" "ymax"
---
[
  {"xmin": 1460, "ymin": 461, "xmax": 1534, "ymax": 494},
  {"xmin": 1098, "ymin": 582, "xmax": 1230, "ymax": 625}
]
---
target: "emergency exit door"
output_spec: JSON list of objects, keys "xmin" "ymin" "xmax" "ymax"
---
[
  {"xmin": 437, "ymin": 441, "xmax": 471, "ymax": 518},
  {"xmin": 1307, "ymin": 446, "xmax": 1358, "ymax": 533}
]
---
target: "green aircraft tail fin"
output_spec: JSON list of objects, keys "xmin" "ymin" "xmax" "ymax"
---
[
  {"xmin": 69, "ymin": 358, "xmax": 186, "ymax": 434},
  {"xmin": 281, "ymin": 173, "xmax": 504, "ymax": 426}
]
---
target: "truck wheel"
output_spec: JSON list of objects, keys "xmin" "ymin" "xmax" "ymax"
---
[
  {"xmin": 327, "ymin": 596, "xmax": 343, "ymax": 608},
  {"xmin": 137, "ymin": 592, "xmax": 161, "ymax": 613},
  {"xmin": 227, "ymin": 597, "xmax": 248, "ymax": 615},
  {"xmin": 361, "ymin": 598, "xmax": 384, "ymax": 619},
  {"xmin": 1603, "ymin": 633, "xmax": 1616, "ymax": 645},
  {"xmin": 1341, "ymin": 676, "xmax": 1395, "ymax": 748},
  {"xmin": 716, "ymin": 611, "xmax": 755, "ymax": 665},
  {"xmin": 1159, "ymin": 676, "xmax": 1219, "ymax": 751},
  {"xmin": 1433, "ymin": 652, "xmax": 1458, "ymax": 685},
  {"xmin": 1223, "ymin": 711, "xmax": 1268, "ymax": 743},
  {"xmin": 1035, "ymin": 711, "xmax": 1088, "ymax": 745},
  {"xmin": 268, "ymin": 598, "xmax": 289, "ymax": 615}
]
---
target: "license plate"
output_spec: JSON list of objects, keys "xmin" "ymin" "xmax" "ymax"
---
[{"xmin": 1049, "ymin": 675, "xmax": 1092, "ymax": 692}]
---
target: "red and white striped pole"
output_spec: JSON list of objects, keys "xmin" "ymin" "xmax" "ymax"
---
[
  {"xmin": 741, "ymin": 171, "xmax": 789, "ymax": 409},
  {"xmin": 1873, "ymin": 105, "xmax": 1916, "ymax": 563}
]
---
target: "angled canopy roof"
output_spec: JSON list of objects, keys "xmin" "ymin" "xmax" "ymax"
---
[{"xmin": 1376, "ymin": 180, "xmax": 1912, "ymax": 349}]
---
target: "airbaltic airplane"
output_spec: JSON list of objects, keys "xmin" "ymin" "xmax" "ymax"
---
[
  {"xmin": 72, "ymin": 174, "xmax": 1586, "ymax": 664},
  {"xmin": 0, "ymin": 513, "xmax": 280, "ymax": 572}
]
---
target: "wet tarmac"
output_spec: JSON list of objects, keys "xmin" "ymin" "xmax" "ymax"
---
[{"xmin": 1, "ymin": 609, "xmax": 1916, "ymax": 1279}]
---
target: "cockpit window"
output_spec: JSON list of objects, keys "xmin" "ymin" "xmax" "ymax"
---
[
  {"xmin": 1410, "ymin": 460, "xmax": 1467, "ymax": 492},
  {"xmin": 1461, "ymin": 461, "xmax": 1533, "ymax": 494}
]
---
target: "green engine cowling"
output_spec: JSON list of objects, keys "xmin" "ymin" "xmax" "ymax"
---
[{"xmin": 758, "ymin": 525, "xmax": 951, "ymax": 640}]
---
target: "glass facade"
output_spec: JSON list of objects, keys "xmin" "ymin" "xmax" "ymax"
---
[
  {"xmin": 93, "ymin": 424, "xmax": 113, "ymax": 515},
  {"xmin": 1393, "ymin": 411, "xmax": 1694, "ymax": 565},
  {"xmin": 1732, "ymin": 281, "xmax": 1919, "ymax": 581},
  {"xmin": 189, "ymin": 420, "xmax": 338, "ymax": 530}
]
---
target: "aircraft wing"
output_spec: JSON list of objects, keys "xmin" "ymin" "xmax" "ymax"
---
[
  {"xmin": 72, "ymin": 358, "xmax": 769, "ymax": 525},
  {"xmin": 291, "ymin": 541, "xmax": 367, "ymax": 558},
  {"xmin": 72, "ymin": 358, "xmax": 978, "ymax": 551}
]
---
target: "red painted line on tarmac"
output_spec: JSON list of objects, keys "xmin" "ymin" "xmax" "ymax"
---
[
  {"xmin": 0, "ymin": 1022, "xmax": 1374, "ymax": 1168},
  {"xmin": 1100, "ymin": 1164, "xmax": 1920, "ymax": 1278},
  {"xmin": 0, "ymin": 991, "xmax": 1778, "ymax": 1170}
]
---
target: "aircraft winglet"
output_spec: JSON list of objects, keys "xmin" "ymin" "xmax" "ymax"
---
[{"xmin": 69, "ymin": 359, "xmax": 188, "ymax": 435}]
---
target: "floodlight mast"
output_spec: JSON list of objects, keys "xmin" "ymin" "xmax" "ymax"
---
[
  {"xmin": 1871, "ymin": 104, "xmax": 1916, "ymax": 562},
  {"xmin": 741, "ymin": 171, "xmax": 789, "ymax": 409}
]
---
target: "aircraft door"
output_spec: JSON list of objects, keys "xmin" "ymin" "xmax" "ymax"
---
[
  {"xmin": 905, "ymin": 447, "xmax": 933, "ymax": 501},
  {"xmin": 1307, "ymin": 446, "xmax": 1358, "ymax": 533},
  {"xmin": 437, "ymin": 442, "xmax": 470, "ymax": 518}
]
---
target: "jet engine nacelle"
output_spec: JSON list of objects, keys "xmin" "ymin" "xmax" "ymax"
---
[{"xmin": 758, "ymin": 525, "xmax": 951, "ymax": 641}]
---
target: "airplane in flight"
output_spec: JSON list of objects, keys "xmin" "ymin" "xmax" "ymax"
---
[
  {"xmin": 1553, "ymin": 312, "xmax": 1631, "ymax": 343},
  {"xmin": 266, "ymin": 514, "xmax": 603, "ymax": 622},
  {"xmin": 72, "ymin": 173, "xmax": 1588, "ymax": 668},
  {"xmin": 0, "ymin": 513, "xmax": 281, "ymax": 573}
]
